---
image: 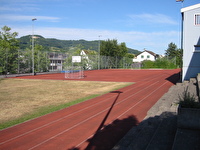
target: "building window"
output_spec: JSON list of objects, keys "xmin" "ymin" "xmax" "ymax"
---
[
  {"xmin": 195, "ymin": 14, "xmax": 200, "ymax": 25},
  {"xmin": 141, "ymin": 55, "xmax": 144, "ymax": 59},
  {"xmin": 194, "ymin": 45, "xmax": 200, "ymax": 51},
  {"xmin": 147, "ymin": 55, "xmax": 150, "ymax": 58}
]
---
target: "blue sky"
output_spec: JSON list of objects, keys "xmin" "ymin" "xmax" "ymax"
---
[{"xmin": 0, "ymin": 0, "xmax": 199, "ymax": 54}]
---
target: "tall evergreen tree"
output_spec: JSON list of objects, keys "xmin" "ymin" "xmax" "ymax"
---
[
  {"xmin": 165, "ymin": 42, "xmax": 182, "ymax": 68},
  {"xmin": 165, "ymin": 42, "xmax": 177, "ymax": 57}
]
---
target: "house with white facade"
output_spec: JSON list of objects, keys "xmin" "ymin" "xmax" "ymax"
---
[
  {"xmin": 133, "ymin": 50, "xmax": 158, "ymax": 62},
  {"xmin": 181, "ymin": 3, "xmax": 200, "ymax": 81},
  {"xmin": 80, "ymin": 50, "xmax": 93, "ymax": 70},
  {"xmin": 80, "ymin": 50, "xmax": 88, "ymax": 59}
]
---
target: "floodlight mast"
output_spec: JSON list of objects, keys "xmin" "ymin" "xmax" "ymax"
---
[
  {"xmin": 98, "ymin": 35, "xmax": 101, "ymax": 70},
  {"xmin": 32, "ymin": 18, "xmax": 37, "ymax": 75}
]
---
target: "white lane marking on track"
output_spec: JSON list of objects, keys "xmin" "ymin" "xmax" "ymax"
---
[
  {"xmin": 0, "ymin": 95, "xmax": 114, "ymax": 145},
  {"xmin": 75, "ymin": 81, "xmax": 168, "ymax": 148},
  {"xmin": 28, "ymin": 81, "xmax": 160, "ymax": 149},
  {"xmin": 116, "ymin": 81, "xmax": 168, "ymax": 119},
  {"xmin": 0, "ymin": 73, "xmax": 163, "ymax": 145},
  {"xmin": 28, "ymin": 105, "xmax": 111, "ymax": 150},
  {"xmin": 1, "ymin": 73, "xmax": 168, "ymax": 147}
]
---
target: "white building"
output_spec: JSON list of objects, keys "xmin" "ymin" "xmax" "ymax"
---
[
  {"xmin": 133, "ymin": 50, "xmax": 158, "ymax": 62},
  {"xmin": 181, "ymin": 3, "xmax": 200, "ymax": 81},
  {"xmin": 80, "ymin": 50, "xmax": 92, "ymax": 70},
  {"xmin": 49, "ymin": 52, "xmax": 67, "ymax": 71}
]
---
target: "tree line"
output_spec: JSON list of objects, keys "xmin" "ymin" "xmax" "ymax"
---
[
  {"xmin": 0, "ymin": 26, "xmax": 49, "ymax": 74},
  {"xmin": 18, "ymin": 35, "xmax": 141, "ymax": 54},
  {"xmin": 0, "ymin": 26, "xmax": 182, "ymax": 75},
  {"xmin": 142, "ymin": 43, "xmax": 182, "ymax": 69}
]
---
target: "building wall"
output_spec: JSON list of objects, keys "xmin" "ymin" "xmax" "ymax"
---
[
  {"xmin": 182, "ymin": 6, "xmax": 200, "ymax": 81},
  {"xmin": 49, "ymin": 53, "xmax": 67, "ymax": 72}
]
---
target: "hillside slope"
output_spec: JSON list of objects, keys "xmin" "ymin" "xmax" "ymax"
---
[{"xmin": 18, "ymin": 35, "xmax": 141, "ymax": 54}]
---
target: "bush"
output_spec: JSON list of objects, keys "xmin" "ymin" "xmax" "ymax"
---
[
  {"xmin": 141, "ymin": 57, "xmax": 177, "ymax": 69},
  {"xmin": 178, "ymin": 89, "xmax": 200, "ymax": 108},
  {"xmin": 154, "ymin": 58, "xmax": 176, "ymax": 69},
  {"xmin": 141, "ymin": 60, "xmax": 155, "ymax": 69}
]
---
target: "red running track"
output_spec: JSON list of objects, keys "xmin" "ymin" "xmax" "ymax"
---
[{"xmin": 0, "ymin": 69, "xmax": 180, "ymax": 150}]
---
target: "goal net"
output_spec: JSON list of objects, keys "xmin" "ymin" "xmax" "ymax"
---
[{"xmin": 65, "ymin": 66, "xmax": 84, "ymax": 79}]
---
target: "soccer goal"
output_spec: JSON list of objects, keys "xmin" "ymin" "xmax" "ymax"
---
[
  {"xmin": 64, "ymin": 56, "xmax": 84, "ymax": 79},
  {"xmin": 65, "ymin": 66, "xmax": 84, "ymax": 79}
]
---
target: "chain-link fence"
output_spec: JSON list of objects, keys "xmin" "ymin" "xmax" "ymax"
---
[
  {"xmin": 61, "ymin": 53, "xmax": 134, "ymax": 71},
  {"xmin": 0, "ymin": 50, "xmax": 178, "ymax": 76},
  {"xmin": 0, "ymin": 50, "xmax": 134, "ymax": 75}
]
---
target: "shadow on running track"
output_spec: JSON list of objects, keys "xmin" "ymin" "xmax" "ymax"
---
[
  {"xmin": 68, "ymin": 115, "xmax": 138, "ymax": 150},
  {"xmin": 68, "ymin": 90, "xmax": 139, "ymax": 150},
  {"xmin": 166, "ymin": 72, "xmax": 181, "ymax": 85}
]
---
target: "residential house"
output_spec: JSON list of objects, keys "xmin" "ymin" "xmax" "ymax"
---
[
  {"xmin": 133, "ymin": 50, "xmax": 158, "ymax": 62},
  {"xmin": 80, "ymin": 50, "xmax": 89, "ymax": 60},
  {"xmin": 49, "ymin": 52, "xmax": 67, "ymax": 71},
  {"xmin": 80, "ymin": 50, "xmax": 93, "ymax": 70},
  {"xmin": 181, "ymin": 3, "xmax": 200, "ymax": 81}
]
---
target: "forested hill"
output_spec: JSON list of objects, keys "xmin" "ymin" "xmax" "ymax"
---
[{"xmin": 18, "ymin": 35, "xmax": 141, "ymax": 54}]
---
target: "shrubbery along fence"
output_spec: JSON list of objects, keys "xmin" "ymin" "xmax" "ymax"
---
[{"xmin": 0, "ymin": 51, "xmax": 134, "ymax": 75}]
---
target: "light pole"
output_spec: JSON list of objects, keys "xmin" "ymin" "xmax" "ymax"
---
[
  {"xmin": 32, "ymin": 18, "xmax": 37, "ymax": 75},
  {"xmin": 98, "ymin": 35, "xmax": 101, "ymax": 70},
  {"xmin": 176, "ymin": 0, "xmax": 184, "ymax": 49}
]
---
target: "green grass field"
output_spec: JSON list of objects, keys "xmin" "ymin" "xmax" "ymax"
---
[{"xmin": 0, "ymin": 78, "xmax": 132, "ymax": 129}]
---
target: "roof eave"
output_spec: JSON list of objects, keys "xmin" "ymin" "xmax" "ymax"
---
[{"xmin": 181, "ymin": 3, "xmax": 200, "ymax": 12}]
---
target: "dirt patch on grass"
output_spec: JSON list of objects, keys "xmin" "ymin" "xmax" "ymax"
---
[{"xmin": 0, "ymin": 79, "xmax": 131, "ymax": 124}]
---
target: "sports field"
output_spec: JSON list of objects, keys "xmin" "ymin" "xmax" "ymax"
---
[
  {"xmin": 0, "ymin": 69, "xmax": 180, "ymax": 150},
  {"xmin": 0, "ymin": 79, "xmax": 130, "ymax": 127}
]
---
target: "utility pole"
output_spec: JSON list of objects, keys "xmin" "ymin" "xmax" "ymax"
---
[{"xmin": 98, "ymin": 35, "xmax": 101, "ymax": 70}]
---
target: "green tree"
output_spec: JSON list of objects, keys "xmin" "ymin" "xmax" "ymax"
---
[
  {"xmin": 20, "ymin": 48, "xmax": 32, "ymax": 73},
  {"xmin": 100, "ymin": 39, "xmax": 127, "ymax": 57},
  {"xmin": 125, "ymin": 53, "xmax": 135, "ymax": 59},
  {"xmin": 100, "ymin": 39, "xmax": 128, "ymax": 68},
  {"xmin": 0, "ymin": 26, "xmax": 19, "ymax": 74},
  {"xmin": 34, "ymin": 44, "xmax": 50, "ymax": 72},
  {"xmin": 118, "ymin": 42, "xmax": 128, "ymax": 57},
  {"xmin": 165, "ymin": 42, "xmax": 182, "ymax": 68},
  {"xmin": 124, "ymin": 53, "xmax": 135, "ymax": 68},
  {"xmin": 165, "ymin": 42, "xmax": 177, "ymax": 57}
]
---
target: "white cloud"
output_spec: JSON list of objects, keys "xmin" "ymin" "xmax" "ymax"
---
[
  {"xmin": 0, "ymin": 7, "xmax": 22, "ymax": 12},
  {"xmin": 0, "ymin": 0, "xmax": 39, "ymax": 12},
  {"xmin": 12, "ymin": 26, "xmax": 180, "ymax": 54},
  {"xmin": 0, "ymin": 14, "xmax": 60, "ymax": 22},
  {"xmin": 128, "ymin": 13, "xmax": 178, "ymax": 25}
]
